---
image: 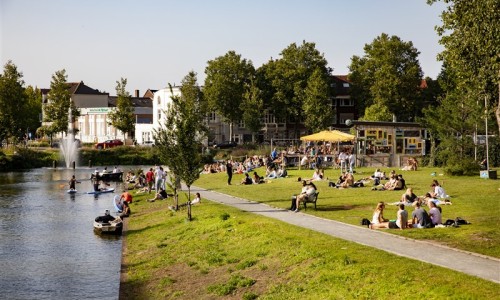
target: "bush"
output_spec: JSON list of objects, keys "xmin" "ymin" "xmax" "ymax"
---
[{"xmin": 443, "ymin": 158, "xmax": 480, "ymax": 176}]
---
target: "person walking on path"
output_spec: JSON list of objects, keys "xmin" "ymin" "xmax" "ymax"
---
[{"xmin": 226, "ymin": 160, "xmax": 233, "ymax": 185}]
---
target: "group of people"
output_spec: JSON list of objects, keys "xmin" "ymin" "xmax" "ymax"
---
[{"xmin": 370, "ymin": 179, "xmax": 451, "ymax": 230}]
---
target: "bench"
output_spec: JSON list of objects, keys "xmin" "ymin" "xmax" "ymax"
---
[{"xmin": 303, "ymin": 192, "xmax": 320, "ymax": 210}]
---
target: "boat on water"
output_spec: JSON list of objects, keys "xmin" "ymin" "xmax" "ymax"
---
[
  {"xmin": 87, "ymin": 188, "xmax": 115, "ymax": 195},
  {"xmin": 97, "ymin": 172, "xmax": 123, "ymax": 181},
  {"xmin": 93, "ymin": 210, "xmax": 123, "ymax": 235}
]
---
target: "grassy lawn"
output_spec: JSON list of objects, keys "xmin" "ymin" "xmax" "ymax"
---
[
  {"xmin": 120, "ymin": 167, "xmax": 499, "ymax": 299},
  {"xmin": 193, "ymin": 166, "xmax": 500, "ymax": 258}
]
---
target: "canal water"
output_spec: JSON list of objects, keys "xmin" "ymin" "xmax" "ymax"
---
[{"xmin": 0, "ymin": 168, "xmax": 124, "ymax": 300}]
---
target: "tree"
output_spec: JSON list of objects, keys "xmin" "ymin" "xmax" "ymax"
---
[
  {"xmin": 44, "ymin": 69, "xmax": 79, "ymax": 139},
  {"xmin": 423, "ymin": 86, "xmax": 483, "ymax": 175},
  {"xmin": 154, "ymin": 71, "xmax": 207, "ymax": 219},
  {"xmin": 108, "ymin": 78, "xmax": 135, "ymax": 141},
  {"xmin": 24, "ymin": 86, "xmax": 43, "ymax": 138},
  {"xmin": 303, "ymin": 68, "xmax": 332, "ymax": 132},
  {"xmin": 241, "ymin": 79, "xmax": 264, "ymax": 142},
  {"xmin": 349, "ymin": 33, "xmax": 423, "ymax": 122},
  {"xmin": 0, "ymin": 60, "xmax": 27, "ymax": 144},
  {"xmin": 261, "ymin": 41, "xmax": 332, "ymax": 136},
  {"xmin": 428, "ymin": 0, "xmax": 500, "ymax": 134},
  {"xmin": 204, "ymin": 51, "xmax": 255, "ymax": 141}
]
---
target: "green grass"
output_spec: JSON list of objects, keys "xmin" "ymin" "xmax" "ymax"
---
[
  {"xmin": 121, "ymin": 183, "xmax": 499, "ymax": 299},
  {"xmin": 194, "ymin": 166, "xmax": 500, "ymax": 258}
]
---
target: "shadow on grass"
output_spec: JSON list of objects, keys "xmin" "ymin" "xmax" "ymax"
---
[
  {"xmin": 313, "ymin": 204, "xmax": 364, "ymax": 212},
  {"xmin": 125, "ymin": 222, "xmax": 164, "ymax": 235}
]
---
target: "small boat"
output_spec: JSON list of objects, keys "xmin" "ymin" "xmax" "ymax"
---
[
  {"xmin": 93, "ymin": 213, "xmax": 123, "ymax": 235},
  {"xmin": 87, "ymin": 188, "xmax": 115, "ymax": 195},
  {"xmin": 97, "ymin": 172, "xmax": 123, "ymax": 181},
  {"xmin": 67, "ymin": 189, "xmax": 77, "ymax": 194},
  {"xmin": 113, "ymin": 195, "xmax": 123, "ymax": 212}
]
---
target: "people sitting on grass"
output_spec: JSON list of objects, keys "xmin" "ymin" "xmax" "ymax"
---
[
  {"xmin": 293, "ymin": 180, "xmax": 317, "ymax": 212},
  {"xmin": 148, "ymin": 187, "xmax": 168, "ymax": 202},
  {"xmin": 427, "ymin": 201, "xmax": 442, "ymax": 226},
  {"xmin": 276, "ymin": 166, "xmax": 288, "ymax": 178},
  {"xmin": 306, "ymin": 168, "xmax": 323, "ymax": 181},
  {"xmin": 336, "ymin": 172, "xmax": 354, "ymax": 188},
  {"xmin": 400, "ymin": 187, "xmax": 418, "ymax": 205},
  {"xmin": 241, "ymin": 173, "xmax": 253, "ymax": 185},
  {"xmin": 430, "ymin": 180, "xmax": 449, "ymax": 199},
  {"xmin": 253, "ymin": 172, "xmax": 264, "ymax": 184},
  {"xmin": 265, "ymin": 166, "xmax": 277, "ymax": 179},
  {"xmin": 369, "ymin": 202, "xmax": 389, "ymax": 229},
  {"xmin": 411, "ymin": 202, "xmax": 432, "ymax": 228}
]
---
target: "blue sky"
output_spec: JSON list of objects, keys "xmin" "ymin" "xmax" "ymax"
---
[{"xmin": 0, "ymin": 0, "xmax": 447, "ymax": 95}]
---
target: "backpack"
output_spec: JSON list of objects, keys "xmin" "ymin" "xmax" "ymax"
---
[
  {"xmin": 361, "ymin": 218, "xmax": 371, "ymax": 226},
  {"xmin": 423, "ymin": 210, "xmax": 434, "ymax": 228}
]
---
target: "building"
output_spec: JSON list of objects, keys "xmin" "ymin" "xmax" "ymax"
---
[
  {"xmin": 42, "ymin": 82, "xmax": 153, "ymax": 144},
  {"xmin": 348, "ymin": 120, "xmax": 426, "ymax": 167},
  {"xmin": 148, "ymin": 75, "xmax": 357, "ymax": 146}
]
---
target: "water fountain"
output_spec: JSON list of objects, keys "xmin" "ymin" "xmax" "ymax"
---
[{"xmin": 60, "ymin": 107, "xmax": 79, "ymax": 168}]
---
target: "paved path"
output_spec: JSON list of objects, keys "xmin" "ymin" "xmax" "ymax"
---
[{"xmin": 190, "ymin": 185, "xmax": 500, "ymax": 284}]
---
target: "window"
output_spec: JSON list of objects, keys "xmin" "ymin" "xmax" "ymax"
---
[
  {"xmin": 343, "ymin": 83, "xmax": 350, "ymax": 88},
  {"xmin": 157, "ymin": 109, "xmax": 161, "ymax": 122},
  {"xmin": 339, "ymin": 113, "xmax": 354, "ymax": 125},
  {"xmin": 331, "ymin": 97, "xmax": 337, "ymax": 107},
  {"xmin": 208, "ymin": 112, "xmax": 216, "ymax": 122},
  {"xmin": 157, "ymin": 96, "xmax": 161, "ymax": 105},
  {"xmin": 264, "ymin": 110, "xmax": 275, "ymax": 124},
  {"xmin": 339, "ymin": 98, "xmax": 354, "ymax": 106}
]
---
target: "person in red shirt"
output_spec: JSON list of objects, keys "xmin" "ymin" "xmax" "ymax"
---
[
  {"xmin": 145, "ymin": 168, "xmax": 155, "ymax": 193},
  {"xmin": 120, "ymin": 190, "xmax": 133, "ymax": 203}
]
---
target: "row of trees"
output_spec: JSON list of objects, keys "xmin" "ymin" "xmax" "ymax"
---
[{"xmin": 0, "ymin": 61, "xmax": 42, "ymax": 145}]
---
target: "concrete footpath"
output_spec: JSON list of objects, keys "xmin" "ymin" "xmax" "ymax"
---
[{"xmin": 190, "ymin": 185, "xmax": 500, "ymax": 284}]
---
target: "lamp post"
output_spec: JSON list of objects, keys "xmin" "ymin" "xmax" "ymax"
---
[{"xmin": 484, "ymin": 95, "xmax": 489, "ymax": 173}]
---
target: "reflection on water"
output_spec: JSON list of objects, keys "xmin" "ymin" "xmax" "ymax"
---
[{"xmin": 0, "ymin": 168, "xmax": 123, "ymax": 300}]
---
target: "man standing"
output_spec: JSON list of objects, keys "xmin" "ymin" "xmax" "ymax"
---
[
  {"xmin": 226, "ymin": 160, "xmax": 233, "ymax": 185},
  {"xmin": 146, "ymin": 168, "xmax": 155, "ymax": 193}
]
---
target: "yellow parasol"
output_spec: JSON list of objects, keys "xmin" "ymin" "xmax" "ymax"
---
[{"xmin": 300, "ymin": 130, "xmax": 355, "ymax": 142}]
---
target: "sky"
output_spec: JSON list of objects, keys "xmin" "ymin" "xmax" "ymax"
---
[{"xmin": 0, "ymin": 0, "xmax": 447, "ymax": 95}]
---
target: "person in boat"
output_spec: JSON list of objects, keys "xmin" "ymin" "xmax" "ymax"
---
[
  {"xmin": 68, "ymin": 175, "xmax": 80, "ymax": 190},
  {"xmin": 91, "ymin": 172, "xmax": 102, "ymax": 192},
  {"xmin": 95, "ymin": 209, "xmax": 117, "ymax": 223}
]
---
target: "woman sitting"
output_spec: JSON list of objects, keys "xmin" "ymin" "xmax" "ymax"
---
[
  {"xmin": 369, "ymin": 202, "xmax": 389, "ymax": 229},
  {"xmin": 400, "ymin": 187, "xmax": 418, "ymax": 205}
]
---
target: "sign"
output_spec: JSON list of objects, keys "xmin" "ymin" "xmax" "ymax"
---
[{"xmin": 81, "ymin": 107, "xmax": 113, "ymax": 114}]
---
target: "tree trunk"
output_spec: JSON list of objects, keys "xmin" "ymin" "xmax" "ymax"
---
[
  {"xmin": 187, "ymin": 185, "xmax": 192, "ymax": 221},
  {"xmin": 496, "ymin": 80, "xmax": 500, "ymax": 135},
  {"xmin": 229, "ymin": 122, "xmax": 233, "ymax": 142}
]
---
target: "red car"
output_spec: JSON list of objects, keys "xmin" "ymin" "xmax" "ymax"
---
[{"xmin": 95, "ymin": 139, "xmax": 123, "ymax": 149}]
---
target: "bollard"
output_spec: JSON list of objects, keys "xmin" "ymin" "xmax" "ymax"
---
[
  {"xmin": 53, "ymin": 160, "xmax": 56, "ymax": 169},
  {"xmin": 89, "ymin": 160, "xmax": 92, "ymax": 168},
  {"xmin": 72, "ymin": 161, "xmax": 76, "ymax": 169}
]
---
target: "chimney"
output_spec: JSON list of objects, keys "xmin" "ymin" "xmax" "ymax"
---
[{"xmin": 135, "ymin": 90, "xmax": 140, "ymax": 97}]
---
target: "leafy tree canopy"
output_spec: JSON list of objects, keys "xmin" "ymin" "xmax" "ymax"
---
[
  {"xmin": 108, "ymin": 78, "xmax": 135, "ymax": 139},
  {"xmin": 0, "ymin": 60, "xmax": 27, "ymax": 141},
  {"xmin": 349, "ymin": 33, "xmax": 423, "ymax": 122},
  {"xmin": 428, "ymin": 0, "xmax": 500, "ymax": 134}
]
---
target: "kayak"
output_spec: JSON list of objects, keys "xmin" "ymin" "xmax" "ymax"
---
[
  {"xmin": 67, "ymin": 189, "xmax": 78, "ymax": 194},
  {"xmin": 113, "ymin": 195, "xmax": 123, "ymax": 213},
  {"xmin": 87, "ymin": 188, "xmax": 115, "ymax": 195}
]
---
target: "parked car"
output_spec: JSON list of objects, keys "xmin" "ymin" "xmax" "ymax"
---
[
  {"xmin": 213, "ymin": 141, "xmax": 237, "ymax": 149},
  {"xmin": 95, "ymin": 139, "xmax": 123, "ymax": 149},
  {"xmin": 142, "ymin": 140, "xmax": 155, "ymax": 147}
]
